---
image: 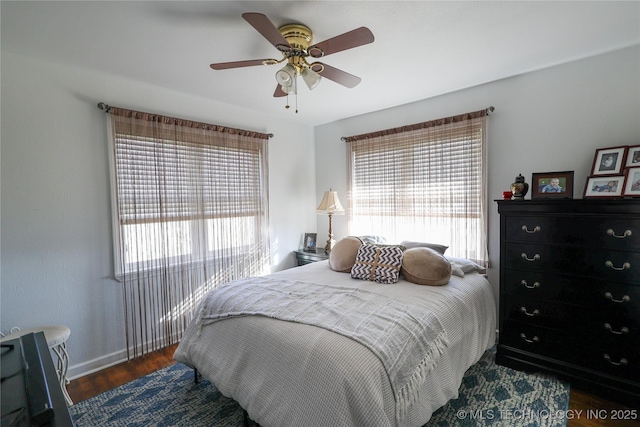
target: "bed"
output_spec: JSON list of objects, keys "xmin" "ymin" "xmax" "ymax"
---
[{"xmin": 174, "ymin": 250, "xmax": 496, "ymax": 427}]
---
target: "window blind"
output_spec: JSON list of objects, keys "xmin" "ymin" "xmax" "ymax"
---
[
  {"xmin": 114, "ymin": 134, "xmax": 263, "ymax": 223},
  {"xmin": 347, "ymin": 110, "xmax": 488, "ymax": 265}
]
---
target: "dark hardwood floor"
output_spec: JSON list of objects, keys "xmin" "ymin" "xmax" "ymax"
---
[{"xmin": 68, "ymin": 345, "xmax": 639, "ymax": 426}]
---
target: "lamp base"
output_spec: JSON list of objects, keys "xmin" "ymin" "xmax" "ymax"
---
[{"xmin": 324, "ymin": 238, "xmax": 336, "ymax": 254}]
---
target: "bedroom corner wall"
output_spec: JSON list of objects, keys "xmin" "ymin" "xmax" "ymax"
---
[
  {"xmin": 314, "ymin": 45, "xmax": 640, "ymax": 302},
  {"xmin": 0, "ymin": 50, "xmax": 317, "ymax": 378}
]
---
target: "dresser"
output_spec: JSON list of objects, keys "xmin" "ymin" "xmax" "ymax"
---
[
  {"xmin": 294, "ymin": 249, "xmax": 329, "ymax": 266},
  {"xmin": 496, "ymin": 199, "xmax": 640, "ymax": 405}
]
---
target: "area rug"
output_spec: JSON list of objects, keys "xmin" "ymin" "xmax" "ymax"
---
[{"xmin": 69, "ymin": 346, "xmax": 569, "ymax": 427}]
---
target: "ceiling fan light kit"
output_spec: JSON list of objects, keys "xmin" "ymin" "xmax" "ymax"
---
[{"xmin": 210, "ymin": 12, "xmax": 374, "ymax": 113}]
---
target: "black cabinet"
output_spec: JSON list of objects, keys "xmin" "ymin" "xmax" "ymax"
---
[
  {"xmin": 294, "ymin": 249, "xmax": 329, "ymax": 266},
  {"xmin": 1, "ymin": 332, "xmax": 74, "ymax": 426},
  {"xmin": 496, "ymin": 199, "xmax": 640, "ymax": 405}
]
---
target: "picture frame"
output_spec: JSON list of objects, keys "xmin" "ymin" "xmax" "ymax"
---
[
  {"xmin": 622, "ymin": 167, "xmax": 640, "ymax": 197},
  {"xmin": 590, "ymin": 146, "xmax": 627, "ymax": 176},
  {"xmin": 583, "ymin": 175, "xmax": 625, "ymax": 198},
  {"xmin": 303, "ymin": 233, "xmax": 318, "ymax": 252},
  {"xmin": 531, "ymin": 171, "xmax": 574, "ymax": 199},
  {"xmin": 625, "ymin": 145, "xmax": 640, "ymax": 168}
]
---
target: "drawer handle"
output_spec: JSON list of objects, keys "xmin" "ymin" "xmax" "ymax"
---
[
  {"xmin": 604, "ymin": 292, "xmax": 630, "ymax": 303},
  {"xmin": 519, "ymin": 333, "xmax": 539, "ymax": 343},
  {"xmin": 521, "ymin": 253, "xmax": 540, "ymax": 262},
  {"xmin": 607, "ymin": 229, "xmax": 632, "ymax": 239},
  {"xmin": 520, "ymin": 307, "xmax": 540, "ymax": 317},
  {"xmin": 604, "ymin": 323, "xmax": 630, "ymax": 335},
  {"xmin": 522, "ymin": 225, "xmax": 541, "ymax": 234},
  {"xmin": 521, "ymin": 280, "xmax": 540, "ymax": 289},
  {"xmin": 603, "ymin": 354, "xmax": 628, "ymax": 366},
  {"xmin": 605, "ymin": 261, "xmax": 631, "ymax": 271}
]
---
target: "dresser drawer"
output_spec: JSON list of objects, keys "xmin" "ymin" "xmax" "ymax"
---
[
  {"xmin": 589, "ymin": 320, "xmax": 640, "ymax": 354},
  {"xmin": 504, "ymin": 269, "xmax": 640, "ymax": 314},
  {"xmin": 504, "ymin": 269, "xmax": 586, "ymax": 301},
  {"xmin": 502, "ymin": 296, "xmax": 579, "ymax": 329},
  {"xmin": 500, "ymin": 320, "xmax": 568, "ymax": 360},
  {"xmin": 575, "ymin": 344, "xmax": 640, "ymax": 381},
  {"xmin": 505, "ymin": 243, "xmax": 640, "ymax": 284},
  {"xmin": 505, "ymin": 216, "xmax": 640, "ymax": 250}
]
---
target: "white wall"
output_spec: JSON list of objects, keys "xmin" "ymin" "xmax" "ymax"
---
[
  {"xmin": 315, "ymin": 45, "xmax": 640, "ymax": 300},
  {"xmin": 0, "ymin": 51, "xmax": 317, "ymax": 378}
]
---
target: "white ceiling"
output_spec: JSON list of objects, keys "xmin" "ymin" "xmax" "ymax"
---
[{"xmin": 2, "ymin": 1, "xmax": 639, "ymax": 126}]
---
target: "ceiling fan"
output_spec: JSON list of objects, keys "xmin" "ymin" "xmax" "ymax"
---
[{"xmin": 210, "ymin": 13, "xmax": 374, "ymax": 109}]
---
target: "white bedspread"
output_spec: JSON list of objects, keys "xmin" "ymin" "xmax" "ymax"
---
[
  {"xmin": 195, "ymin": 278, "xmax": 449, "ymax": 420},
  {"xmin": 174, "ymin": 261, "xmax": 496, "ymax": 427}
]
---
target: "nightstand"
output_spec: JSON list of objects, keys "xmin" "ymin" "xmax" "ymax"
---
[{"xmin": 294, "ymin": 249, "xmax": 329, "ymax": 266}]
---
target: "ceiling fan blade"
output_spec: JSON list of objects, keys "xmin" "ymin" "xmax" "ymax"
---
[
  {"xmin": 274, "ymin": 85, "xmax": 287, "ymax": 97},
  {"xmin": 315, "ymin": 63, "xmax": 362, "ymax": 88},
  {"xmin": 242, "ymin": 13, "xmax": 291, "ymax": 52},
  {"xmin": 308, "ymin": 27, "xmax": 374, "ymax": 58},
  {"xmin": 210, "ymin": 59, "xmax": 273, "ymax": 70}
]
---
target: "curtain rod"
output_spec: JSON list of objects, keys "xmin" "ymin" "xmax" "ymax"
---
[
  {"xmin": 96, "ymin": 102, "xmax": 274, "ymax": 139},
  {"xmin": 340, "ymin": 106, "xmax": 495, "ymax": 141}
]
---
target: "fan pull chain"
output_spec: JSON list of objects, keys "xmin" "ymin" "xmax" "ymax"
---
[{"xmin": 295, "ymin": 92, "xmax": 298, "ymax": 114}]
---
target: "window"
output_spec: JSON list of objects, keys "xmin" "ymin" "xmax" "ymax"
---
[
  {"xmin": 346, "ymin": 110, "xmax": 488, "ymax": 265},
  {"xmin": 106, "ymin": 107, "xmax": 270, "ymax": 357}
]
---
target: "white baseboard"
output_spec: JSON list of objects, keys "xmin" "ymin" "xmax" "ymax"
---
[
  {"xmin": 67, "ymin": 349, "xmax": 129, "ymax": 381},
  {"xmin": 66, "ymin": 332, "xmax": 182, "ymax": 380}
]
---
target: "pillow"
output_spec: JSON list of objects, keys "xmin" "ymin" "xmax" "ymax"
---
[
  {"xmin": 329, "ymin": 237, "xmax": 363, "ymax": 272},
  {"xmin": 401, "ymin": 247, "xmax": 452, "ymax": 286},
  {"xmin": 350, "ymin": 244, "xmax": 404, "ymax": 284},
  {"xmin": 400, "ymin": 240, "xmax": 448, "ymax": 254},
  {"xmin": 446, "ymin": 256, "xmax": 486, "ymax": 275},
  {"xmin": 358, "ymin": 235, "xmax": 387, "ymax": 245}
]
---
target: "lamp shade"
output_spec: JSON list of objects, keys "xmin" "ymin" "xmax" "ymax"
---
[
  {"xmin": 301, "ymin": 67, "xmax": 322, "ymax": 90},
  {"xmin": 282, "ymin": 76, "xmax": 297, "ymax": 95},
  {"xmin": 316, "ymin": 190, "xmax": 345, "ymax": 215},
  {"xmin": 275, "ymin": 64, "xmax": 296, "ymax": 88}
]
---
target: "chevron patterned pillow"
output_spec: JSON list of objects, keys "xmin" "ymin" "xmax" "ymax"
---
[{"xmin": 350, "ymin": 244, "xmax": 404, "ymax": 284}]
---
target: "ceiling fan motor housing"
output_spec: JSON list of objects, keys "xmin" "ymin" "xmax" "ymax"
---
[{"xmin": 278, "ymin": 24, "xmax": 313, "ymax": 52}]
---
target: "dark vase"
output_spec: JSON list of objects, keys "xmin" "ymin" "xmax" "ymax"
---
[{"xmin": 511, "ymin": 174, "xmax": 529, "ymax": 200}]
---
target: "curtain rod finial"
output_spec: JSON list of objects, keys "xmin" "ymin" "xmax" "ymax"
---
[{"xmin": 97, "ymin": 102, "xmax": 110, "ymax": 112}]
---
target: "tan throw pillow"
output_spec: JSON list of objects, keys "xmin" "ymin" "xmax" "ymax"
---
[
  {"xmin": 401, "ymin": 247, "xmax": 452, "ymax": 286},
  {"xmin": 329, "ymin": 237, "xmax": 363, "ymax": 272},
  {"xmin": 350, "ymin": 244, "xmax": 404, "ymax": 284}
]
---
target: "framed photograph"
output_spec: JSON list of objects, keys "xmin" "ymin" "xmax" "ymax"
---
[
  {"xmin": 625, "ymin": 145, "xmax": 640, "ymax": 168},
  {"xmin": 531, "ymin": 171, "xmax": 574, "ymax": 199},
  {"xmin": 583, "ymin": 176, "xmax": 625, "ymax": 198},
  {"xmin": 303, "ymin": 233, "xmax": 318, "ymax": 252},
  {"xmin": 623, "ymin": 167, "xmax": 640, "ymax": 197},
  {"xmin": 590, "ymin": 146, "xmax": 627, "ymax": 176}
]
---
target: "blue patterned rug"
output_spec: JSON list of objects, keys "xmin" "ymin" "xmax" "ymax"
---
[{"xmin": 70, "ymin": 346, "xmax": 569, "ymax": 426}]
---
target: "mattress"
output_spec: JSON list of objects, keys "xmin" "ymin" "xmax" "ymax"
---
[{"xmin": 174, "ymin": 260, "xmax": 496, "ymax": 427}]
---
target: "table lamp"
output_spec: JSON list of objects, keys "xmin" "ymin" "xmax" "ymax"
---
[{"xmin": 316, "ymin": 189, "xmax": 345, "ymax": 253}]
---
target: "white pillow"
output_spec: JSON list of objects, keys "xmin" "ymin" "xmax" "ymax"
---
[{"xmin": 446, "ymin": 256, "xmax": 486, "ymax": 274}]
